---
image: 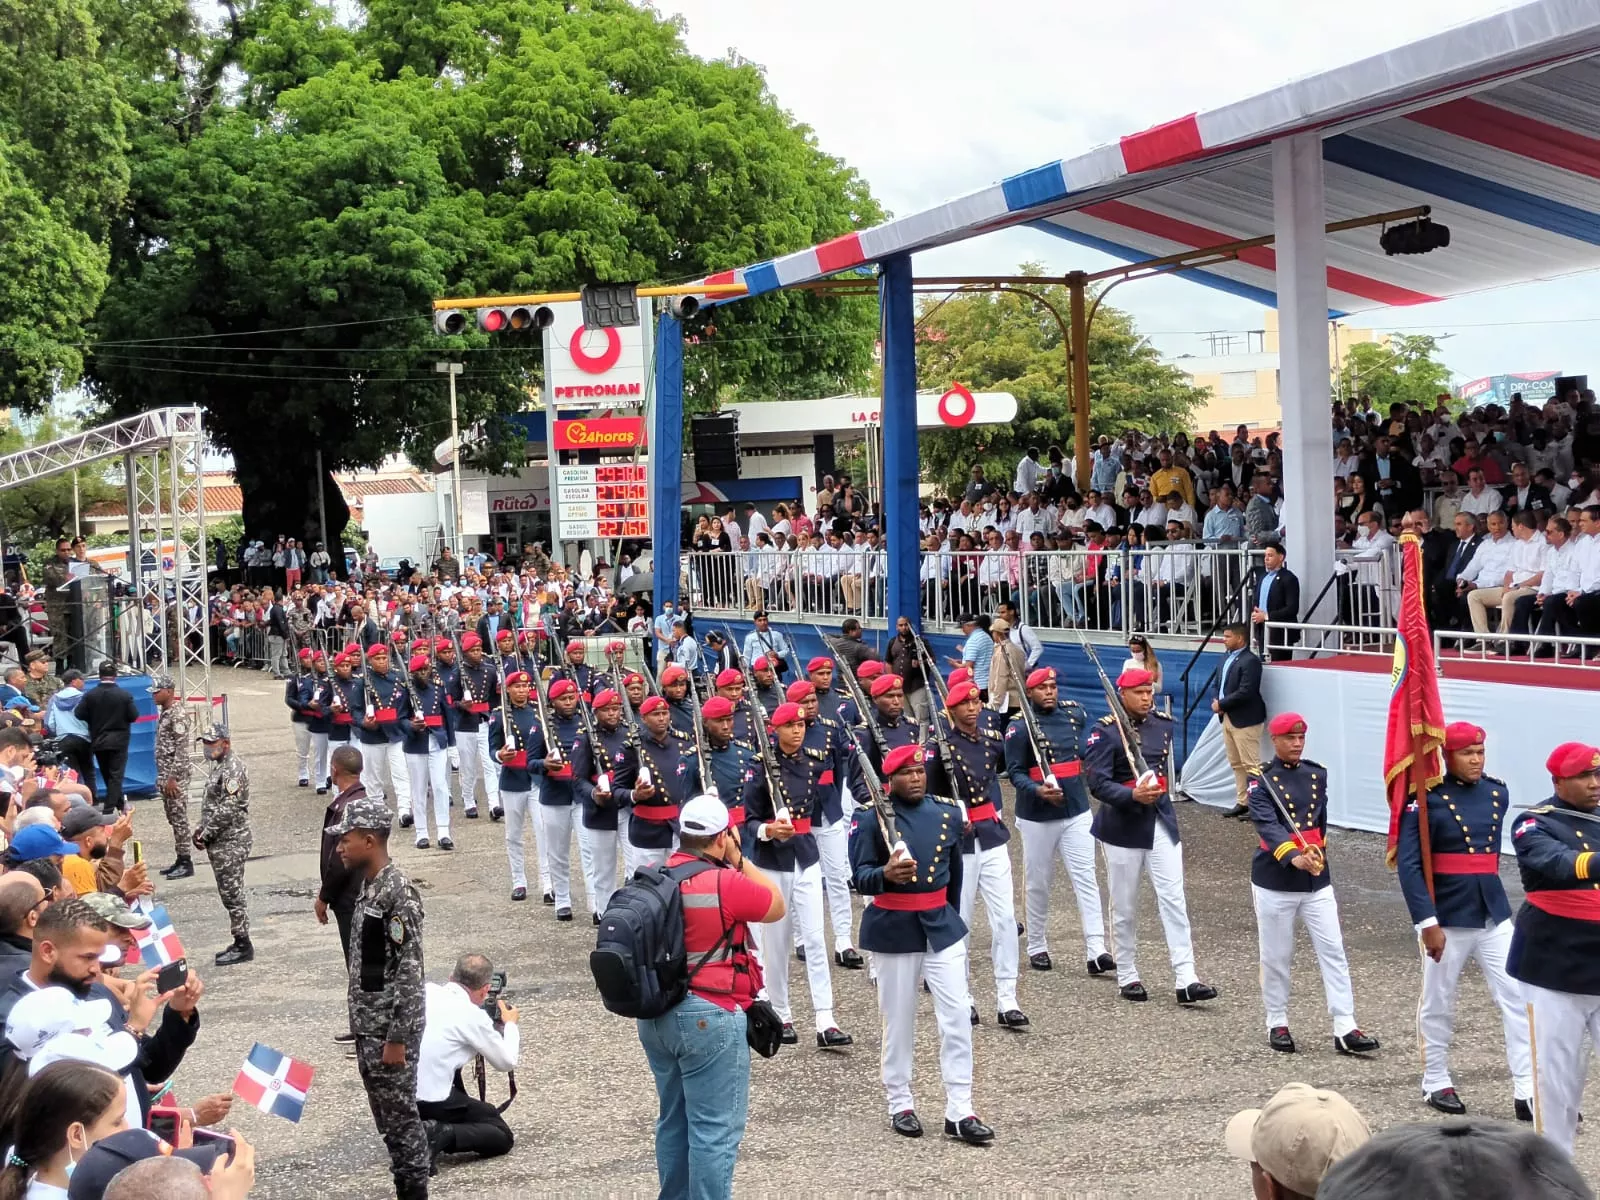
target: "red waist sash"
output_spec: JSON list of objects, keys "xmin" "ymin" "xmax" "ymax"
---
[
  {"xmin": 333, "ymin": 713, "xmax": 353, "ymax": 726},
  {"xmin": 548, "ymin": 763, "xmax": 573, "ymax": 779},
  {"xmin": 1527, "ymin": 890, "xmax": 1600, "ymax": 920},
  {"xmin": 467, "ymin": 702, "xmax": 491, "ymax": 715},
  {"xmin": 1432, "ymin": 852, "xmax": 1499, "ymax": 875},
  {"xmin": 818, "ymin": 769, "xmax": 835, "ymax": 787},
  {"xmin": 633, "ymin": 803, "xmax": 680, "ymax": 822},
  {"xmin": 423, "ymin": 714, "xmax": 444, "ymax": 728},
  {"xmin": 500, "ymin": 750, "xmax": 528, "ymax": 769},
  {"xmin": 967, "ymin": 802, "xmax": 999, "ymax": 823},
  {"xmin": 1259, "ymin": 828, "xmax": 1325, "ymax": 854},
  {"xmin": 1028, "ymin": 761, "xmax": 1082, "ymax": 781},
  {"xmin": 874, "ymin": 890, "xmax": 946, "ymax": 911},
  {"xmin": 374, "ymin": 706, "xmax": 398, "ymax": 722},
  {"xmin": 790, "ymin": 817, "xmax": 813, "ymax": 835},
  {"xmin": 725, "ymin": 805, "xmax": 746, "ymax": 825}
]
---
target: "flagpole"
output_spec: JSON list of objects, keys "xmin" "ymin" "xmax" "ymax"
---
[{"xmin": 1412, "ymin": 753, "xmax": 1436, "ymax": 901}]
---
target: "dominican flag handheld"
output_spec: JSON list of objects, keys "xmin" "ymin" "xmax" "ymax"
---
[
  {"xmin": 233, "ymin": 1043, "xmax": 315, "ymax": 1122},
  {"xmin": 134, "ymin": 906, "xmax": 185, "ymax": 968}
]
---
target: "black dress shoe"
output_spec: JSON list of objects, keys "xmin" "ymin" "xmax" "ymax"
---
[
  {"xmin": 215, "ymin": 938, "xmax": 254, "ymax": 966},
  {"xmin": 556, "ymin": 906, "xmax": 573, "ymax": 922},
  {"xmin": 162, "ymin": 858, "xmax": 195, "ymax": 880},
  {"xmin": 1016, "ymin": 920, "xmax": 1025, "ymax": 935},
  {"xmin": 1176, "ymin": 982, "xmax": 1219, "ymax": 1004},
  {"xmin": 438, "ymin": 837, "xmax": 454, "ymax": 850},
  {"xmin": 997, "ymin": 1009, "xmax": 1030, "ymax": 1029},
  {"xmin": 316, "ymin": 787, "xmax": 328, "ymax": 796},
  {"xmin": 490, "ymin": 807, "xmax": 504, "ymax": 822},
  {"xmin": 398, "ymin": 812, "xmax": 414, "ymax": 828},
  {"xmin": 1221, "ymin": 802, "xmax": 1249, "ymax": 819},
  {"xmin": 779, "ymin": 1023, "xmax": 798, "ymax": 1045},
  {"xmin": 592, "ymin": 912, "xmax": 601, "ymax": 926},
  {"xmin": 332, "ymin": 1032, "xmax": 356, "ymax": 1045},
  {"xmin": 542, "ymin": 891, "xmax": 555, "ymax": 905},
  {"xmin": 298, "ymin": 779, "xmax": 310, "ymax": 788},
  {"xmin": 795, "ymin": 945, "xmax": 806, "ymax": 962},
  {"xmin": 415, "ymin": 838, "xmax": 430, "ymax": 850},
  {"xmin": 1426, "ymin": 1088, "xmax": 1466, "ymax": 1115},
  {"xmin": 970, "ymin": 1005, "xmax": 981, "ymax": 1026},
  {"xmin": 816, "ymin": 1027, "xmax": 853, "ymax": 1048},
  {"xmin": 944, "ymin": 1116, "xmax": 995, "ymax": 1145},
  {"xmin": 1269, "ymin": 1026, "xmax": 1296, "ymax": 1053},
  {"xmin": 464, "ymin": 807, "xmax": 479, "ymax": 819},
  {"xmin": 1120, "ymin": 982, "xmax": 1148, "ymax": 1002},
  {"xmin": 1516, "ymin": 1098, "xmax": 1534, "ymax": 1123},
  {"xmin": 511, "ymin": 887, "xmax": 527, "ymax": 901},
  {"xmin": 1334, "ymin": 1029, "xmax": 1380, "ymax": 1055},
  {"xmin": 1029, "ymin": 952, "xmax": 1053, "ymax": 971},
  {"xmin": 835, "ymin": 948, "xmax": 864, "ymax": 969},
  {"xmin": 1087, "ymin": 953, "xmax": 1116, "ymax": 976},
  {"xmin": 890, "ymin": 1110, "xmax": 923, "ymax": 1138}
]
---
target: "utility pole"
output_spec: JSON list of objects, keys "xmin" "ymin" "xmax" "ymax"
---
[
  {"xmin": 435, "ymin": 362, "xmax": 465, "ymax": 558},
  {"xmin": 314, "ymin": 448, "xmax": 330, "ymax": 572}
]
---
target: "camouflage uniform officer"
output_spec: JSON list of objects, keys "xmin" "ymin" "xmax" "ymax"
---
[
  {"xmin": 330, "ymin": 795, "xmax": 430, "ymax": 1200},
  {"xmin": 196, "ymin": 722, "xmax": 253, "ymax": 966},
  {"xmin": 152, "ymin": 673, "xmax": 194, "ymax": 879}
]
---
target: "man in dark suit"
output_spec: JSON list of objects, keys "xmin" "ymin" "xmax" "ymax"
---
[
  {"xmin": 1250, "ymin": 542, "xmax": 1299, "ymax": 663},
  {"xmin": 1360, "ymin": 435, "xmax": 1420, "ymax": 515},
  {"xmin": 1409, "ymin": 509, "xmax": 1454, "ymax": 628},
  {"xmin": 1213, "ymin": 622, "xmax": 1266, "ymax": 818},
  {"xmin": 1500, "ymin": 462, "xmax": 1553, "ymax": 519},
  {"xmin": 476, "ymin": 597, "xmax": 507, "ymax": 646},
  {"xmin": 1437, "ymin": 512, "xmax": 1483, "ymax": 630},
  {"xmin": 1224, "ymin": 443, "xmax": 1255, "ymax": 495}
]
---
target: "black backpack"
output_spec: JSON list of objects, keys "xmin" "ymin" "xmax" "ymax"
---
[{"xmin": 590, "ymin": 860, "xmax": 733, "ymax": 1019}]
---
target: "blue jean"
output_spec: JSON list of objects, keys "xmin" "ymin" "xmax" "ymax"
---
[{"xmin": 637, "ymin": 994, "xmax": 750, "ymax": 1200}]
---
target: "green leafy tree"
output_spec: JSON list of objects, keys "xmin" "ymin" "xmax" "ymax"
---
[
  {"xmin": 915, "ymin": 269, "xmax": 1209, "ymax": 496},
  {"xmin": 84, "ymin": 0, "xmax": 881, "ymax": 544},
  {"xmin": 1337, "ymin": 335, "xmax": 1454, "ymax": 415}
]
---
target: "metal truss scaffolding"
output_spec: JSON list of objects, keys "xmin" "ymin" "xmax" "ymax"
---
[{"xmin": 0, "ymin": 407, "xmax": 211, "ymax": 712}]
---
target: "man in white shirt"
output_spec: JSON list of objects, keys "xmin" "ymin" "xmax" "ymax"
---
[
  {"xmin": 1083, "ymin": 491, "xmax": 1117, "ymax": 531},
  {"xmin": 417, "ymin": 953, "xmax": 521, "ymax": 1161},
  {"xmin": 1455, "ymin": 511, "xmax": 1516, "ymax": 637},
  {"xmin": 1458, "ymin": 469, "xmax": 1504, "ymax": 518},
  {"xmin": 1467, "ymin": 510, "xmax": 1546, "ymax": 637},
  {"xmin": 1014, "ymin": 447, "xmax": 1042, "ymax": 497},
  {"xmin": 744, "ymin": 504, "xmax": 769, "ymax": 544}
]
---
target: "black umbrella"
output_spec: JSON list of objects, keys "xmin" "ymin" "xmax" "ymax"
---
[{"xmin": 622, "ymin": 570, "xmax": 654, "ymax": 595}]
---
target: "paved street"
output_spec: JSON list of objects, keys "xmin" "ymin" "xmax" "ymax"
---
[{"xmin": 153, "ymin": 679, "xmax": 1595, "ymax": 1198}]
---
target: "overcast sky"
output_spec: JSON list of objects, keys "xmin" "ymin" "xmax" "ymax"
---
[{"xmin": 660, "ymin": 0, "xmax": 1597, "ymax": 385}]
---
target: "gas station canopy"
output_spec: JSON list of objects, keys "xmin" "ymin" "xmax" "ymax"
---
[{"xmin": 701, "ymin": 0, "xmax": 1600, "ymax": 314}]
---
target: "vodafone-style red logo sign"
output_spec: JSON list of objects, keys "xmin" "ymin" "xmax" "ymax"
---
[
  {"xmin": 938, "ymin": 383, "xmax": 976, "ymax": 428},
  {"xmin": 569, "ymin": 327, "xmax": 623, "ymax": 375}
]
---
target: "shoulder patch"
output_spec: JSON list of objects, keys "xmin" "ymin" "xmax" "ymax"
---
[{"xmin": 389, "ymin": 916, "xmax": 406, "ymax": 944}]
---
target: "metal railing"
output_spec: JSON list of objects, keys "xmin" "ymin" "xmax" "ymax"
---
[
  {"xmin": 1269, "ymin": 620, "xmax": 1600, "ymax": 672},
  {"xmin": 683, "ymin": 549, "xmax": 887, "ymax": 624}
]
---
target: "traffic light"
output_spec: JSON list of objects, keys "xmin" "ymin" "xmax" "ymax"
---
[
  {"xmin": 433, "ymin": 305, "xmax": 555, "ymax": 335},
  {"xmin": 1379, "ymin": 217, "xmax": 1450, "ymax": 256}
]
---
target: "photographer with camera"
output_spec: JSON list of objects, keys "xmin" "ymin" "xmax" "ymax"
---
[{"xmin": 415, "ymin": 953, "xmax": 519, "ymax": 1166}]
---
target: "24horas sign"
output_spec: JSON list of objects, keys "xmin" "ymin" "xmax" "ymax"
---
[{"xmin": 551, "ymin": 417, "xmax": 646, "ymax": 451}]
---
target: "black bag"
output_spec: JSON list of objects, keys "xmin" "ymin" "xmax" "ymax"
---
[
  {"xmin": 745, "ymin": 998, "xmax": 784, "ymax": 1059},
  {"xmin": 590, "ymin": 860, "xmax": 728, "ymax": 1019}
]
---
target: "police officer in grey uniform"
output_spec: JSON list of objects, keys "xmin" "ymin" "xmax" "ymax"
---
[
  {"xmin": 196, "ymin": 723, "xmax": 252, "ymax": 965},
  {"xmin": 331, "ymin": 793, "xmax": 430, "ymax": 1199}
]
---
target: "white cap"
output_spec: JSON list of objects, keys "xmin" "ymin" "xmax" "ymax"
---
[
  {"xmin": 6, "ymin": 987, "xmax": 115, "ymax": 1060},
  {"xmin": 29, "ymin": 1028, "xmax": 139, "ymax": 1077},
  {"xmin": 679, "ymin": 794, "xmax": 730, "ymax": 837}
]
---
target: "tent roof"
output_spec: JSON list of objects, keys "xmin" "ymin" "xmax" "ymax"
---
[{"xmin": 704, "ymin": 0, "xmax": 1600, "ymax": 315}]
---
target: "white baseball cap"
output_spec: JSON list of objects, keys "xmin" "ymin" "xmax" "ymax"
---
[
  {"xmin": 6, "ymin": 987, "xmax": 115, "ymax": 1060},
  {"xmin": 679, "ymin": 795, "xmax": 730, "ymax": 837},
  {"xmin": 29, "ymin": 1028, "xmax": 139, "ymax": 1077}
]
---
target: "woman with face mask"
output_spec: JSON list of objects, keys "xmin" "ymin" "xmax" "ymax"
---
[{"xmin": 0, "ymin": 1060, "xmax": 127, "ymax": 1200}]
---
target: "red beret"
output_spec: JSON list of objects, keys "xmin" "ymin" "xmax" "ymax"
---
[
  {"xmin": 606, "ymin": 640, "xmax": 624, "ymax": 653},
  {"xmin": 1444, "ymin": 722, "xmax": 1485, "ymax": 752},
  {"xmin": 857, "ymin": 661, "xmax": 885, "ymax": 680},
  {"xmin": 1116, "ymin": 668, "xmax": 1153, "ymax": 689},
  {"xmin": 623, "ymin": 673, "xmax": 645, "ymax": 686},
  {"xmin": 435, "ymin": 638, "xmax": 451, "ymax": 652},
  {"xmin": 366, "ymin": 643, "xmax": 389, "ymax": 657},
  {"xmin": 785, "ymin": 681, "xmax": 815, "ymax": 702},
  {"xmin": 945, "ymin": 681, "xmax": 980, "ymax": 708},
  {"xmin": 460, "ymin": 633, "xmax": 481, "ymax": 650},
  {"xmin": 807, "ymin": 656, "xmax": 833, "ymax": 673},
  {"xmin": 518, "ymin": 630, "xmax": 536, "ymax": 645},
  {"xmin": 661, "ymin": 666, "xmax": 687, "ymax": 684},
  {"xmin": 567, "ymin": 640, "xmax": 583, "ymax": 652},
  {"xmin": 495, "ymin": 628, "xmax": 515, "ymax": 643},
  {"xmin": 752, "ymin": 656, "xmax": 771, "ymax": 670},
  {"xmin": 715, "ymin": 669, "xmax": 742, "ymax": 688},
  {"xmin": 1025, "ymin": 667, "xmax": 1055, "ymax": 689},
  {"xmin": 869, "ymin": 674, "xmax": 902, "ymax": 698},
  {"xmin": 390, "ymin": 630, "xmax": 406, "ymax": 643},
  {"xmin": 504, "ymin": 671, "xmax": 530, "ymax": 686},
  {"xmin": 701, "ymin": 696, "xmax": 734, "ymax": 719},
  {"xmin": 1547, "ymin": 741, "xmax": 1600, "ymax": 779},
  {"xmin": 593, "ymin": 689, "xmax": 621, "ymax": 709},
  {"xmin": 947, "ymin": 668, "xmax": 972, "ymax": 689},
  {"xmin": 298, "ymin": 648, "xmax": 314, "ymax": 661},
  {"xmin": 768, "ymin": 702, "xmax": 804, "ymax": 728},
  {"xmin": 640, "ymin": 696, "xmax": 668, "ymax": 715},
  {"xmin": 1268, "ymin": 712, "xmax": 1307, "ymax": 737},
  {"xmin": 883, "ymin": 744, "xmax": 924, "ymax": 775},
  {"xmin": 411, "ymin": 639, "xmax": 428, "ymax": 654},
  {"xmin": 341, "ymin": 642, "xmax": 362, "ymax": 658},
  {"xmin": 407, "ymin": 654, "xmax": 430, "ymax": 672},
  {"xmin": 331, "ymin": 652, "xmax": 348, "ymax": 667},
  {"xmin": 549, "ymin": 679, "xmax": 576, "ymax": 699}
]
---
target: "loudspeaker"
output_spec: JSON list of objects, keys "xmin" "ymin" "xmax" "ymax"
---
[{"xmin": 692, "ymin": 413, "xmax": 741, "ymax": 480}]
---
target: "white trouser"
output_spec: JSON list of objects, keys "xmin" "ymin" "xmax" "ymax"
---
[
  {"xmin": 757, "ymin": 864, "xmax": 835, "ymax": 1031},
  {"xmin": 357, "ymin": 742, "xmax": 392, "ymax": 805},
  {"xmin": 1252, "ymin": 884, "xmax": 1357, "ymax": 1036},
  {"xmin": 447, "ymin": 742, "xmax": 460, "ymax": 770},
  {"xmin": 405, "ymin": 751, "xmax": 451, "ymax": 841},
  {"xmin": 293, "ymin": 723, "xmax": 311, "ymax": 781},
  {"xmin": 959, "ymin": 844, "xmax": 1020, "ymax": 1012},
  {"xmin": 1417, "ymin": 920, "xmax": 1530, "ymax": 1099},
  {"xmin": 539, "ymin": 803, "xmax": 574, "ymax": 908},
  {"xmin": 387, "ymin": 743, "xmax": 411, "ymax": 812},
  {"xmin": 1018, "ymin": 813, "xmax": 1107, "ymax": 960},
  {"xmin": 617, "ymin": 811, "xmax": 633, "ymax": 876},
  {"xmin": 457, "ymin": 726, "xmax": 499, "ymax": 813},
  {"xmin": 804, "ymin": 820, "xmax": 856, "ymax": 954},
  {"xmin": 309, "ymin": 732, "xmax": 330, "ymax": 789},
  {"xmin": 875, "ymin": 941, "xmax": 974, "ymax": 1122},
  {"xmin": 502, "ymin": 790, "xmax": 533, "ymax": 890},
  {"xmin": 579, "ymin": 825, "xmax": 619, "ymax": 914},
  {"xmin": 1525, "ymin": 982, "xmax": 1600, "ymax": 1155},
  {"xmin": 1101, "ymin": 825, "xmax": 1197, "ymax": 989},
  {"xmin": 631, "ymin": 842, "xmax": 671, "ymax": 872}
]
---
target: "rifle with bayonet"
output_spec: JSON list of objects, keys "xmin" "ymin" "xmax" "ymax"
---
[{"xmin": 1073, "ymin": 627, "xmax": 1154, "ymax": 784}]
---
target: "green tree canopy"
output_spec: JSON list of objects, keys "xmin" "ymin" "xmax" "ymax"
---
[
  {"xmin": 81, "ymin": 0, "xmax": 882, "ymax": 542},
  {"xmin": 915, "ymin": 269, "xmax": 1209, "ymax": 496},
  {"xmin": 1337, "ymin": 334, "xmax": 1454, "ymax": 415}
]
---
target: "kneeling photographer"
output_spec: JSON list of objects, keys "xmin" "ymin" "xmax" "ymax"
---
[{"xmin": 416, "ymin": 953, "xmax": 519, "ymax": 1163}]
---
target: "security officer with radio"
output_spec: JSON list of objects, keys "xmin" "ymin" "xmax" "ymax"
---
[
  {"xmin": 1506, "ymin": 740, "xmax": 1600, "ymax": 1153},
  {"xmin": 1397, "ymin": 720, "xmax": 1530, "ymax": 1118},
  {"xmin": 1003, "ymin": 666, "xmax": 1109, "ymax": 977},
  {"xmin": 851, "ymin": 743, "xmax": 991, "ymax": 1145}
]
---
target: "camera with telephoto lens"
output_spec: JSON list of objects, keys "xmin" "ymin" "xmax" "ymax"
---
[{"xmin": 483, "ymin": 970, "xmax": 507, "ymax": 1021}]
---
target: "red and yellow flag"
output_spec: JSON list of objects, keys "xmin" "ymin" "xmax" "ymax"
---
[{"xmin": 1383, "ymin": 532, "xmax": 1446, "ymax": 870}]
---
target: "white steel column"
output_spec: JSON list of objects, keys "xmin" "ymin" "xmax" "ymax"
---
[{"xmin": 1272, "ymin": 134, "xmax": 1335, "ymax": 623}]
